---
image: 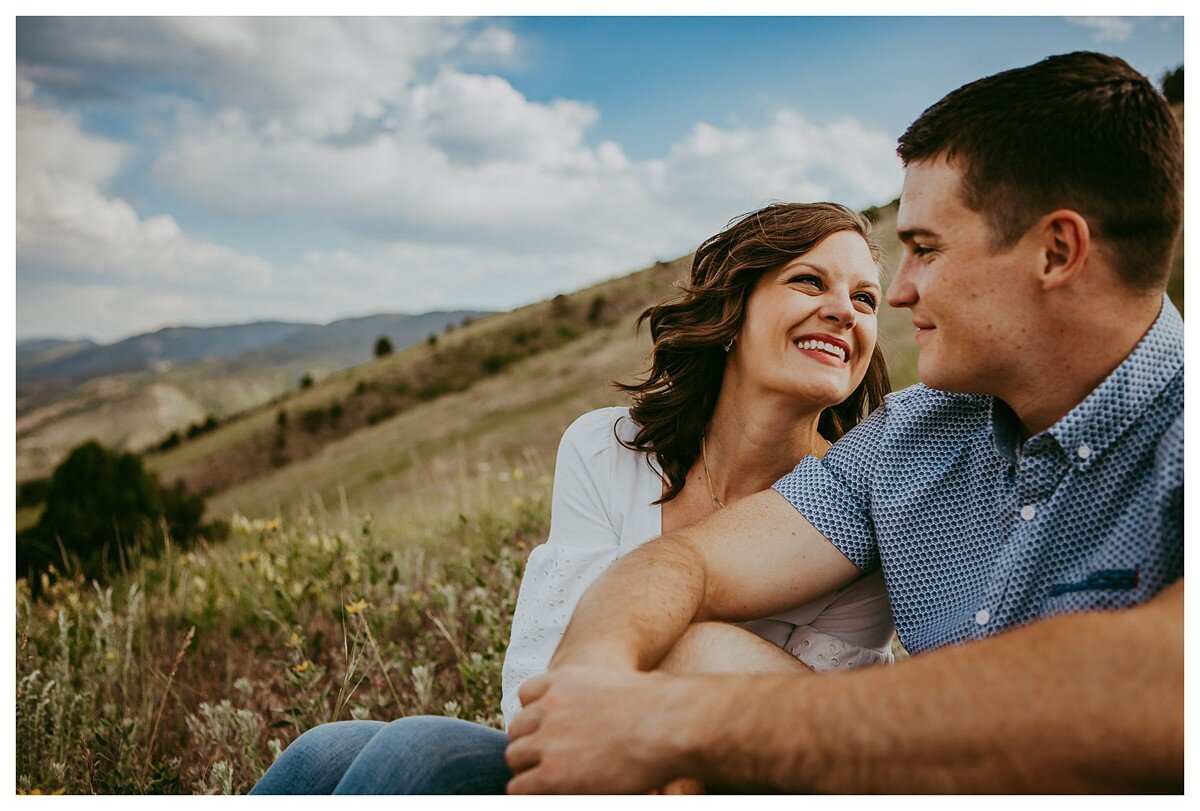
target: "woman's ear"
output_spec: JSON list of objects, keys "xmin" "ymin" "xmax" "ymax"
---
[{"xmin": 1038, "ymin": 210, "xmax": 1090, "ymax": 291}]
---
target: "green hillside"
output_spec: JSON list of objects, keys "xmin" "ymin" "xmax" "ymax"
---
[{"xmin": 139, "ymin": 196, "xmax": 1183, "ymax": 542}]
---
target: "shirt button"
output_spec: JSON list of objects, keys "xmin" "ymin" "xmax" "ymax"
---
[
  {"xmin": 975, "ymin": 609, "xmax": 990, "ymax": 626},
  {"xmin": 1077, "ymin": 444, "xmax": 1092, "ymax": 460},
  {"xmin": 1020, "ymin": 504, "xmax": 1037, "ymax": 521}
]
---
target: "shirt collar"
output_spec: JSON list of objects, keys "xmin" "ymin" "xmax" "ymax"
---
[
  {"xmin": 1047, "ymin": 295, "xmax": 1183, "ymax": 468},
  {"xmin": 991, "ymin": 295, "xmax": 1183, "ymax": 468}
]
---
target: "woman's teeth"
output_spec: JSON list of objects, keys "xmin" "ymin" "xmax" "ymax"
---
[{"xmin": 796, "ymin": 339, "xmax": 847, "ymax": 363}]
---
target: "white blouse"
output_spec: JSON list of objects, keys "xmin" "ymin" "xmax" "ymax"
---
[{"xmin": 500, "ymin": 407, "xmax": 894, "ymax": 728}]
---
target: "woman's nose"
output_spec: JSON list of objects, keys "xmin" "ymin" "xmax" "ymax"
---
[{"xmin": 821, "ymin": 292, "xmax": 856, "ymax": 329}]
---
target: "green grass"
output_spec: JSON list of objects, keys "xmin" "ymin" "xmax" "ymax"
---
[{"xmin": 16, "ymin": 469, "xmax": 549, "ymax": 794}]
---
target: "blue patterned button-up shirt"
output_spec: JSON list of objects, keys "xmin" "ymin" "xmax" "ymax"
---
[{"xmin": 774, "ymin": 297, "xmax": 1184, "ymax": 654}]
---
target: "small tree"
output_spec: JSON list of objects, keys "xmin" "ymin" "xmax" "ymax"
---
[
  {"xmin": 299, "ymin": 373, "xmax": 315, "ymax": 389},
  {"xmin": 1161, "ymin": 65, "xmax": 1183, "ymax": 105},
  {"xmin": 374, "ymin": 335, "xmax": 394, "ymax": 358},
  {"xmin": 19, "ymin": 441, "xmax": 205, "ymax": 586},
  {"xmin": 587, "ymin": 294, "xmax": 607, "ymax": 326}
]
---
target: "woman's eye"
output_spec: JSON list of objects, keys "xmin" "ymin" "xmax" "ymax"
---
[
  {"xmin": 790, "ymin": 274, "xmax": 821, "ymax": 287},
  {"xmin": 853, "ymin": 293, "xmax": 879, "ymax": 311}
]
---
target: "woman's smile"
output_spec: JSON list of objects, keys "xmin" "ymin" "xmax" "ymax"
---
[{"xmin": 793, "ymin": 333, "xmax": 851, "ymax": 366}]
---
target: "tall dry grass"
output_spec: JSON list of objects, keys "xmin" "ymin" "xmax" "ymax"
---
[{"xmin": 16, "ymin": 463, "xmax": 549, "ymax": 794}]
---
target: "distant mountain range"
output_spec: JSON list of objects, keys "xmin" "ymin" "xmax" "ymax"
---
[
  {"xmin": 15, "ymin": 310, "xmax": 492, "ymax": 480},
  {"xmin": 18, "ymin": 311, "xmax": 492, "ymax": 388}
]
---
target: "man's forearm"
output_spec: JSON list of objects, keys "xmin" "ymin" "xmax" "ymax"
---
[
  {"xmin": 550, "ymin": 533, "xmax": 707, "ymax": 672},
  {"xmin": 679, "ymin": 581, "xmax": 1184, "ymax": 792}
]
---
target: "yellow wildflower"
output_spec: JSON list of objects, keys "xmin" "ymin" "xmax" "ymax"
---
[
  {"xmin": 266, "ymin": 518, "xmax": 282, "ymax": 532},
  {"xmin": 105, "ymin": 651, "xmax": 117, "ymax": 661},
  {"xmin": 292, "ymin": 660, "xmax": 312, "ymax": 673},
  {"xmin": 515, "ymin": 540, "xmax": 527, "ymax": 551},
  {"xmin": 412, "ymin": 591, "xmax": 425, "ymax": 602},
  {"xmin": 345, "ymin": 599, "xmax": 368, "ymax": 615},
  {"xmin": 239, "ymin": 550, "xmax": 259, "ymax": 564},
  {"xmin": 513, "ymin": 468, "xmax": 524, "ymax": 481},
  {"xmin": 511, "ymin": 497, "xmax": 524, "ymax": 509},
  {"xmin": 286, "ymin": 631, "xmax": 303, "ymax": 649},
  {"xmin": 388, "ymin": 603, "xmax": 400, "ymax": 613}
]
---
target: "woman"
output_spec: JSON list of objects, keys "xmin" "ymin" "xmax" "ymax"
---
[{"xmin": 252, "ymin": 202, "xmax": 894, "ymax": 795}]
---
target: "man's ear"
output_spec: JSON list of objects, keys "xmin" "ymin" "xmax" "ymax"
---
[{"xmin": 1038, "ymin": 210, "xmax": 1090, "ymax": 291}]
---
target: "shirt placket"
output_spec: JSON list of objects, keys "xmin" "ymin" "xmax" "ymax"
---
[{"xmin": 976, "ymin": 437, "xmax": 1066, "ymax": 636}]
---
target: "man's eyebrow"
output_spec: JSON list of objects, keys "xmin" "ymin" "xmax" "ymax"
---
[{"xmin": 897, "ymin": 227, "xmax": 939, "ymax": 243}]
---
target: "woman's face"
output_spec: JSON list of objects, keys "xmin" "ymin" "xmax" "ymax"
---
[{"xmin": 733, "ymin": 230, "xmax": 881, "ymax": 408}]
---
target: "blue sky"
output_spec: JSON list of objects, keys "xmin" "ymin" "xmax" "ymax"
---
[{"xmin": 15, "ymin": 16, "xmax": 1183, "ymax": 342}]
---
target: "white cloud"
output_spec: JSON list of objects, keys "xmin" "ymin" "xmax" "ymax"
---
[
  {"xmin": 17, "ymin": 18, "xmax": 903, "ymax": 342},
  {"xmin": 16, "ymin": 92, "xmax": 278, "ymax": 339},
  {"xmin": 18, "ymin": 17, "xmax": 514, "ymax": 139},
  {"xmin": 413, "ymin": 71, "xmax": 600, "ymax": 166},
  {"xmin": 1065, "ymin": 16, "xmax": 1139, "ymax": 43}
]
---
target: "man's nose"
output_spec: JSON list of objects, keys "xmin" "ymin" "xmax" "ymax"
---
[{"xmin": 887, "ymin": 254, "xmax": 918, "ymax": 309}]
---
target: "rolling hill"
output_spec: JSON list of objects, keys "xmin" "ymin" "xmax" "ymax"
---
[
  {"xmin": 21, "ymin": 195, "xmax": 1185, "ymax": 539},
  {"xmin": 16, "ymin": 310, "xmax": 490, "ymax": 480}
]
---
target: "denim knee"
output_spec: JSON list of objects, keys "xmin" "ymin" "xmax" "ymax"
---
[
  {"xmin": 250, "ymin": 719, "xmax": 386, "ymax": 795},
  {"xmin": 334, "ymin": 716, "xmax": 512, "ymax": 794}
]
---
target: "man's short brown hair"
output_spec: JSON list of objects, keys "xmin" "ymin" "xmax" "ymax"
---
[{"xmin": 897, "ymin": 51, "xmax": 1183, "ymax": 289}]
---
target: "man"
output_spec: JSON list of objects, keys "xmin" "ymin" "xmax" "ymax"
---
[{"xmin": 505, "ymin": 51, "xmax": 1183, "ymax": 793}]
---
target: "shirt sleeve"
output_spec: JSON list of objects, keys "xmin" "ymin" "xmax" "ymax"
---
[
  {"xmin": 500, "ymin": 410, "xmax": 624, "ymax": 728},
  {"xmin": 772, "ymin": 400, "xmax": 891, "ymax": 573}
]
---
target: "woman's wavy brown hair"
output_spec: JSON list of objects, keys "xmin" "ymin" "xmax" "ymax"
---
[{"xmin": 615, "ymin": 202, "xmax": 892, "ymax": 504}]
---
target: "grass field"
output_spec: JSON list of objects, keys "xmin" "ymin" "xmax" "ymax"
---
[{"xmin": 16, "ymin": 466, "xmax": 546, "ymax": 794}]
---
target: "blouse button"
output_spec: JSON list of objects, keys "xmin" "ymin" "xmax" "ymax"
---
[
  {"xmin": 1020, "ymin": 505, "xmax": 1036, "ymax": 521},
  {"xmin": 975, "ymin": 609, "xmax": 990, "ymax": 626},
  {"xmin": 1077, "ymin": 444, "xmax": 1092, "ymax": 460}
]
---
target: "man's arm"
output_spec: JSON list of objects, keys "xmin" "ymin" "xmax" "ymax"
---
[
  {"xmin": 507, "ymin": 579, "xmax": 1183, "ymax": 793},
  {"xmin": 546, "ymin": 488, "xmax": 863, "ymax": 672}
]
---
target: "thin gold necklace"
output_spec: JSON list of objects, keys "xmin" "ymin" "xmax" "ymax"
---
[
  {"xmin": 701, "ymin": 435, "xmax": 724, "ymax": 509},
  {"xmin": 702, "ymin": 434, "xmax": 833, "ymax": 510}
]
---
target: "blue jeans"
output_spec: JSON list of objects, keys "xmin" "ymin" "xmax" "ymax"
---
[{"xmin": 250, "ymin": 716, "xmax": 511, "ymax": 794}]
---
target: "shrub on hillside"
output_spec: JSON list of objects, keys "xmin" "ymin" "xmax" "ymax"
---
[
  {"xmin": 18, "ymin": 441, "xmax": 209, "ymax": 589},
  {"xmin": 17, "ymin": 477, "xmax": 51, "ymax": 509},
  {"xmin": 373, "ymin": 336, "xmax": 394, "ymax": 358},
  {"xmin": 186, "ymin": 416, "xmax": 219, "ymax": 440},
  {"xmin": 1162, "ymin": 65, "xmax": 1183, "ymax": 105}
]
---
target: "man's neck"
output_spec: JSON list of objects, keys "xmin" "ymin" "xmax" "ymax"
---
[{"xmin": 1000, "ymin": 296, "xmax": 1163, "ymax": 437}]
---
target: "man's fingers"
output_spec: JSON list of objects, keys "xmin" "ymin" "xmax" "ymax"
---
[
  {"xmin": 517, "ymin": 672, "xmax": 552, "ymax": 705},
  {"xmin": 506, "ymin": 770, "xmax": 539, "ymax": 795},
  {"xmin": 507, "ymin": 704, "xmax": 541, "ymax": 740},
  {"xmin": 504, "ymin": 735, "xmax": 542, "ymax": 774}
]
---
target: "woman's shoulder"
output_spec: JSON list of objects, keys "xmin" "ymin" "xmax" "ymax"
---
[{"xmin": 561, "ymin": 407, "xmax": 636, "ymax": 450}]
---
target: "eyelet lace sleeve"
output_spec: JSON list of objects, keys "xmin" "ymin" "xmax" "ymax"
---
[{"xmin": 500, "ymin": 410, "xmax": 624, "ymax": 728}]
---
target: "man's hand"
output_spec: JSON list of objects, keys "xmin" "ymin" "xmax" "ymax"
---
[{"xmin": 505, "ymin": 666, "xmax": 697, "ymax": 794}]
